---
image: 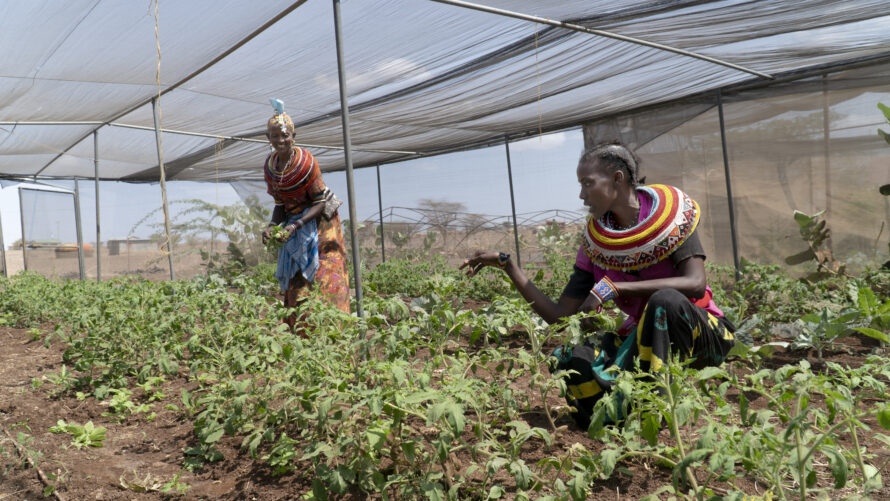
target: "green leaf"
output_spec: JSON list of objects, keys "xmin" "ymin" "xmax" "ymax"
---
[
  {"xmin": 486, "ymin": 485, "xmax": 505, "ymax": 499},
  {"xmin": 785, "ymin": 248, "xmax": 816, "ymax": 265},
  {"xmin": 204, "ymin": 427, "xmax": 224, "ymax": 444},
  {"xmin": 322, "ymin": 465, "xmax": 354, "ymax": 494},
  {"xmin": 675, "ymin": 399, "xmax": 694, "ymax": 427},
  {"xmin": 793, "ymin": 210, "xmax": 814, "ymax": 228},
  {"xmin": 445, "ymin": 403, "xmax": 465, "ymax": 434},
  {"xmin": 587, "ymin": 405, "xmax": 607, "ymax": 439},
  {"xmin": 422, "ymin": 481, "xmax": 445, "ymax": 501},
  {"xmin": 401, "ymin": 441, "xmax": 416, "ymax": 463},
  {"xmin": 641, "ymin": 413, "xmax": 660, "ymax": 446},
  {"xmin": 600, "ymin": 448, "xmax": 619, "ymax": 478},
  {"xmin": 806, "ymin": 468, "xmax": 818, "ymax": 488},
  {"xmin": 695, "ymin": 366, "xmax": 727, "ymax": 382},
  {"xmin": 879, "ymin": 102, "xmax": 890, "ymax": 121},
  {"xmin": 531, "ymin": 427, "xmax": 552, "ymax": 447},
  {"xmin": 695, "ymin": 425, "xmax": 717, "ymax": 450},
  {"xmin": 401, "ymin": 390, "xmax": 438, "ymax": 404},
  {"xmin": 159, "ymin": 357, "xmax": 179, "ymax": 376},
  {"xmin": 823, "ymin": 446, "xmax": 848, "ymax": 489},
  {"xmin": 365, "ymin": 427, "xmax": 387, "ymax": 452},
  {"xmin": 880, "ymin": 183, "xmax": 890, "ymax": 196},
  {"xmin": 508, "ymin": 460, "xmax": 533, "ymax": 490},
  {"xmin": 726, "ymin": 340, "xmax": 751, "ymax": 358},
  {"xmin": 311, "ymin": 478, "xmax": 328, "ymax": 501},
  {"xmin": 877, "ymin": 408, "xmax": 890, "ymax": 430},
  {"xmin": 864, "ymin": 464, "xmax": 883, "ymax": 491},
  {"xmin": 854, "ymin": 327, "xmax": 889, "ymax": 344},
  {"xmin": 568, "ymin": 472, "xmax": 588, "ymax": 501},
  {"xmin": 858, "ymin": 287, "xmax": 878, "ymax": 313},
  {"xmin": 676, "ymin": 448, "xmax": 709, "ymax": 473}
]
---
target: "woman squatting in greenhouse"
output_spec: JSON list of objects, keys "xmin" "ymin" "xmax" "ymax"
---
[
  {"xmin": 461, "ymin": 141, "xmax": 737, "ymax": 425},
  {"xmin": 261, "ymin": 99, "xmax": 350, "ymax": 329}
]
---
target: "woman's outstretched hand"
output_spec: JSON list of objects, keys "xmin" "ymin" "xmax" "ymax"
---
[
  {"xmin": 261, "ymin": 227, "xmax": 273, "ymax": 245},
  {"xmin": 459, "ymin": 250, "xmax": 501, "ymax": 276}
]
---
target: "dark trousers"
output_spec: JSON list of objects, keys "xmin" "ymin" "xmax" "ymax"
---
[{"xmin": 631, "ymin": 288, "xmax": 735, "ymax": 372}]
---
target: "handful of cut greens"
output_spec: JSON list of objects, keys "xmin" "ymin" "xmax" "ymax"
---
[{"xmin": 265, "ymin": 225, "xmax": 290, "ymax": 252}]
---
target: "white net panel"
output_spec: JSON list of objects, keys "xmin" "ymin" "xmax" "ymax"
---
[
  {"xmin": 16, "ymin": 188, "xmax": 81, "ymax": 279},
  {"xmin": 587, "ymin": 63, "xmax": 890, "ymax": 269},
  {"xmin": 1, "ymin": 1, "xmax": 888, "ymax": 181},
  {"xmin": 2, "ymin": 1, "xmax": 890, "ymax": 280}
]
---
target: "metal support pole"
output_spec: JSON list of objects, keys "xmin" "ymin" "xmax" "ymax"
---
[
  {"xmin": 151, "ymin": 97, "xmax": 176, "ymax": 281},
  {"xmin": 94, "ymin": 131, "xmax": 101, "ymax": 281},
  {"xmin": 333, "ymin": 0, "xmax": 363, "ymax": 316},
  {"xmin": 18, "ymin": 187, "xmax": 28, "ymax": 272},
  {"xmin": 822, "ymin": 75, "xmax": 833, "ymax": 253},
  {"xmin": 0, "ymin": 203, "xmax": 6, "ymax": 278},
  {"xmin": 504, "ymin": 136, "xmax": 521, "ymax": 268},
  {"xmin": 717, "ymin": 90, "xmax": 741, "ymax": 280},
  {"xmin": 74, "ymin": 180, "xmax": 86, "ymax": 280},
  {"xmin": 376, "ymin": 164, "xmax": 386, "ymax": 263}
]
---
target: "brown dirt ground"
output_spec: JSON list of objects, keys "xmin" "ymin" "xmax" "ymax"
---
[{"xmin": 1, "ymin": 320, "xmax": 889, "ymax": 500}]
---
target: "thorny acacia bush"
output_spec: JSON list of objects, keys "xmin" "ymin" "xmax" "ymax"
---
[{"xmin": 1, "ymin": 260, "xmax": 890, "ymax": 500}]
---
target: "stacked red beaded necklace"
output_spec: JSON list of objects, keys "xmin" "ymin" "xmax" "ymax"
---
[{"xmin": 264, "ymin": 146, "xmax": 318, "ymax": 201}]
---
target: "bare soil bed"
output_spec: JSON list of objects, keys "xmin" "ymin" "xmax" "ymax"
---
[{"xmin": 1, "ymin": 320, "xmax": 888, "ymax": 500}]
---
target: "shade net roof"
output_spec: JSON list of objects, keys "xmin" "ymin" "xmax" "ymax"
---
[{"xmin": 1, "ymin": 0, "xmax": 889, "ymax": 182}]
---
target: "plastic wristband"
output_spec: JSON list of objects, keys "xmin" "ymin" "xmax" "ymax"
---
[
  {"xmin": 590, "ymin": 276, "xmax": 619, "ymax": 304},
  {"xmin": 496, "ymin": 252, "xmax": 510, "ymax": 270}
]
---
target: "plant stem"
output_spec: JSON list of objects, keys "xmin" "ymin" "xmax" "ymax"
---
[
  {"xmin": 540, "ymin": 387, "xmax": 556, "ymax": 432},
  {"xmin": 621, "ymin": 450, "xmax": 678, "ymax": 468},
  {"xmin": 794, "ymin": 397, "xmax": 806, "ymax": 501},
  {"xmin": 4, "ymin": 429, "xmax": 67, "ymax": 501},
  {"xmin": 847, "ymin": 417, "xmax": 871, "ymax": 492},
  {"xmin": 801, "ymin": 418, "xmax": 853, "ymax": 465},
  {"xmin": 383, "ymin": 402, "xmax": 427, "ymax": 422},
  {"xmin": 663, "ymin": 371, "xmax": 701, "ymax": 497}
]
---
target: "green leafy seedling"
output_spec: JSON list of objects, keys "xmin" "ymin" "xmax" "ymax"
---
[{"xmin": 49, "ymin": 420, "xmax": 107, "ymax": 449}]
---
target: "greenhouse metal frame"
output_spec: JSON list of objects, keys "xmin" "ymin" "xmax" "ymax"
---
[{"xmin": 1, "ymin": 0, "xmax": 889, "ymax": 314}]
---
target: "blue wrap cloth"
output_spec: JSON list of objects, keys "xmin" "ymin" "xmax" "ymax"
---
[{"xmin": 274, "ymin": 210, "xmax": 319, "ymax": 291}]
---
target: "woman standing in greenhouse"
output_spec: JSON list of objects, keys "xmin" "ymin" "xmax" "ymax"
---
[
  {"xmin": 261, "ymin": 99, "xmax": 350, "ymax": 327},
  {"xmin": 461, "ymin": 141, "xmax": 736, "ymax": 422}
]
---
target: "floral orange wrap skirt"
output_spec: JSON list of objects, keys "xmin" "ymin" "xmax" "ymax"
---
[{"xmin": 284, "ymin": 213, "xmax": 350, "ymax": 314}]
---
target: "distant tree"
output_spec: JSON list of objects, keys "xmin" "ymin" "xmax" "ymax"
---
[{"xmin": 417, "ymin": 198, "xmax": 467, "ymax": 247}]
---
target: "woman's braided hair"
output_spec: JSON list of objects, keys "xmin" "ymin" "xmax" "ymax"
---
[{"xmin": 578, "ymin": 140, "xmax": 644, "ymax": 186}]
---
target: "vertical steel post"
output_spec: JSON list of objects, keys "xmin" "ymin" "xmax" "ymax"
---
[
  {"xmin": 717, "ymin": 90, "xmax": 741, "ymax": 280},
  {"xmin": 74, "ymin": 179, "xmax": 86, "ymax": 280},
  {"xmin": 94, "ymin": 130, "xmax": 101, "ymax": 281},
  {"xmin": 18, "ymin": 187, "xmax": 28, "ymax": 271},
  {"xmin": 332, "ymin": 0, "xmax": 363, "ymax": 316},
  {"xmin": 504, "ymin": 136, "xmax": 521, "ymax": 267},
  {"xmin": 822, "ymin": 75, "xmax": 833, "ymax": 252},
  {"xmin": 151, "ymin": 97, "xmax": 176, "ymax": 281},
  {"xmin": 376, "ymin": 164, "xmax": 386, "ymax": 263},
  {"xmin": 0, "ymin": 201, "xmax": 6, "ymax": 278}
]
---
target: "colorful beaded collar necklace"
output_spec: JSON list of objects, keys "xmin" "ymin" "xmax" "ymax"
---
[
  {"xmin": 264, "ymin": 147, "xmax": 318, "ymax": 201},
  {"xmin": 583, "ymin": 184, "xmax": 700, "ymax": 271}
]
